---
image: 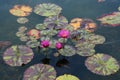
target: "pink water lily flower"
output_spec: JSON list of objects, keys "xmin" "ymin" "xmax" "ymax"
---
[
  {"xmin": 41, "ymin": 40, "xmax": 50, "ymax": 48},
  {"xmin": 58, "ymin": 29, "xmax": 70, "ymax": 38},
  {"xmin": 56, "ymin": 42, "xmax": 62, "ymax": 49}
]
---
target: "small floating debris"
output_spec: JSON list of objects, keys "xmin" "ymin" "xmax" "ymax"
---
[{"xmin": 98, "ymin": 0, "xmax": 106, "ymax": 3}]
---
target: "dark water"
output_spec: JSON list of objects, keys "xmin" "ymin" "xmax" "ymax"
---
[{"xmin": 0, "ymin": 0, "xmax": 120, "ymax": 80}]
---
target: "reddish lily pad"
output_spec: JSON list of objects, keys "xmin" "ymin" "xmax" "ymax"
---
[
  {"xmin": 97, "ymin": 12, "xmax": 120, "ymax": 26},
  {"xmin": 23, "ymin": 64, "xmax": 56, "ymax": 80},
  {"xmin": 3, "ymin": 45, "xmax": 34, "ymax": 66}
]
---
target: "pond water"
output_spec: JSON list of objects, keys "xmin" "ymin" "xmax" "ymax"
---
[{"xmin": 0, "ymin": 0, "xmax": 120, "ymax": 80}]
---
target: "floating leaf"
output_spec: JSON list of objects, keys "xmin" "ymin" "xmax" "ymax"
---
[
  {"xmin": 35, "ymin": 24, "xmax": 46, "ymax": 30},
  {"xmin": 88, "ymin": 34, "xmax": 105, "ymax": 44},
  {"xmin": 59, "ymin": 45, "xmax": 76, "ymax": 56},
  {"xmin": 16, "ymin": 32, "xmax": 25, "ymax": 37},
  {"xmin": 20, "ymin": 36, "xmax": 29, "ymax": 41},
  {"xmin": 9, "ymin": 5, "xmax": 32, "ymax": 17},
  {"xmin": 3, "ymin": 45, "xmax": 34, "ymax": 66},
  {"xmin": 34, "ymin": 3, "xmax": 62, "ymax": 17},
  {"xmin": 44, "ymin": 15, "xmax": 68, "ymax": 29},
  {"xmin": 85, "ymin": 53, "xmax": 120, "ymax": 76},
  {"xmin": 17, "ymin": 17, "xmax": 29, "ymax": 24},
  {"xmin": 56, "ymin": 74, "xmax": 80, "ymax": 80},
  {"xmin": 27, "ymin": 29, "xmax": 40, "ymax": 39},
  {"xmin": 70, "ymin": 18, "xmax": 82, "ymax": 30},
  {"xmin": 0, "ymin": 41, "xmax": 12, "ymax": 48},
  {"xmin": 76, "ymin": 41, "xmax": 95, "ymax": 56},
  {"xmin": 26, "ymin": 40, "xmax": 40, "ymax": 48},
  {"xmin": 97, "ymin": 12, "xmax": 120, "ymax": 26},
  {"xmin": 18, "ymin": 26, "xmax": 27, "ymax": 32},
  {"xmin": 23, "ymin": 64, "xmax": 56, "ymax": 80},
  {"xmin": 58, "ymin": 38, "xmax": 67, "ymax": 43}
]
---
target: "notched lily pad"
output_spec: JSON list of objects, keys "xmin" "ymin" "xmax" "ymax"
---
[
  {"xmin": 97, "ymin": 12, "xmax": 120, "ymax": 26},
  {"xmin": 34, "ymin": 3, "xmax": 62, "ymax": 17},
  {"xmin": 56, "ymin": 74, "xmax": 80, "ymax": 80},
  {"xmin": 76, "ymin": 41, "xmax": 95, "ymax": 56},
  {"xmin": 85, "ymin": 53, "xmax": 120, "ymax": 76},
  {"xmin": 44, "ymin": 16, "xmax": 68, "ymax": 29},
  {"xmin": 23, "ymin": 64, "xmax": 56, "ymax": 80},
  {"xmin": 26, "ymin": 40, "xmax": 40, "ymax": 48},
  {"xmin": 88, "ymin": 34, "xmax": 105, "ymax": 44},
  {"xmin": 59, "ymin": 45, "xmax": 76, "ymax": 56},
  {"xmin": 9, "ymin": 5, "xmax": 32, "ymax": 16},
  {"xmin": 3, "ymin": 45, "xmax": 34, "ymax": 66},
  {"xmin": 35, "ymin": 23, "xmax": 46, "ymax": 30},
  {"xmin": 17, "ymin": 17, "xmax": 29, "ymax": 24}
]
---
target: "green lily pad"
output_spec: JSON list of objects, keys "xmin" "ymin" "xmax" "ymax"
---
[
  {"xmin": 97, "ymin": 12, "xmax": 120, "ymax": 26},
  {"xmin": 18, "ymin": 26, "xmax": 27, "ymax": 32},
  {"xmin": 44, "ymin": 15, "xmax": 68, "ymax": 29},
  {"xmin": 26, "ymin": 40, "xmax": 40, "ymax": 48},
  {"xmin": 59, "ymin": 45, "xmax": 76, "ymax": 56},
  {"xmin": 23, "ymin": 64, "xmax": 56, "ymax": 80},
  {"xmin": 34, "ymin": 3, "xmax": 62, "ymax": 17},
  {"xmin": 17, "ymin": 17, "xmax": 29, "ymax": 24},
  {"xmin": 76, "ymin": 41, "xmax": 95, "ymax": 56},
  {"xmin": 88, "ymin": 34, "xmax": 105, "ymax": 44},
  {"xmin": 85, "ymin": 53, "xmax": 120, "ymax": 76},
  {"xmin": 56, "ymin": 74, "xmax": 80, "ymax": 80},
  {"xmin": 35, "ymin": 23, "xmax": 46, "ymax": 30},
  {"xmin": 3, "ymin": 45, "xmax": 34, "ymax": 66}
]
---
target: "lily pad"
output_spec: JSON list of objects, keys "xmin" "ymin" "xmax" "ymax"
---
[
  {"xmin": 0, "ymin": 41, "xmax": 12, "ymax": 48},
  {"xmin": 88, "ymin": 34, "xmax": 105, "ymax": 44},
  {"xmin": 97, "ymin": 12, "xmax": 120, "ymax": 26},
  {"xmin": 23, "ymin": 64, "xmax": 56, "ymax": 80},
  {"xmin": 81, "ymin": 18, "xmax": 97, "ymax": 32},
  {"xmin": 34, "ymin": 3, "xmax": 62, "ymax": 17},
  {"xmin": 76, "ymin": 41, "xmax": 95, "ymax": 56},
  {"xmin": 44, "ymin": 16, "xmax": 68, "ymax": 29},
  {"xmin": 70, "ymin": 18, "xmax": 82, "ymax": 30},
  {"xmin": 9, "ymin": 5, "xmax": 32, "ymax": 17},
  {"xmin": 26, "ymin": 40, "xmax": 40, "ymax": 48},
  {"xmin": 56, "ymin": 74, "xmax": 80, "ymax": 80},
  {"xmin": 17, "ymin": 17, "xmax": 29, "ymax": 24},
  {"xmin": 85, "ymin": 53, "xmax": 120, "ymax": 76},
  {"xmin": 35, "ymin": 24, "xmax": 46, "ymax": 30},
  {"xmin": 59, "ymin": 45, "xmax": 76, "ymax": 56},
  {"xmin": 3, "ymin": 45, "xmax": 34, "ymax": 66},
  {"xmin": 20, "ymin": 36, "xmax": 29, "ymax": 41},
  {"xmin": 18, "ymin": 26, "xmax": 27, "ymax": 32}
]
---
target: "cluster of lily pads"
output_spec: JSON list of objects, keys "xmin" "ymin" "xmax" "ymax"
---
[{"xmin": 2, "ymin": 3, "xmax": 120, "ymax": 80}]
